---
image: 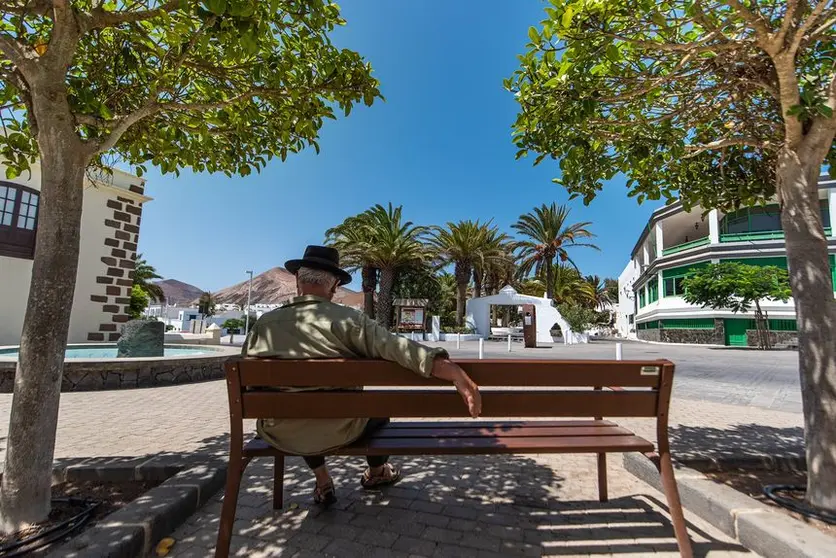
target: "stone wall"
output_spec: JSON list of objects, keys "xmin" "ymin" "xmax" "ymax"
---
[
  {"xmin": 745, "ymin": 329, "xmax": 797, "ymax": 348},
  {"xmin": 0, "ymin": 354, "xmax": 234, "ymax": 392},
  {"xmin": 637, "ymin": 318, "xmax": 725, "ymax": 345},
  {"xmin": 636, "ymin": 329, "xmax": 661, "ymax": 342}
]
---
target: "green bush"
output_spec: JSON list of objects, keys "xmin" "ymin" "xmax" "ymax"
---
[{"xmin": 558, "ymin": 304, "xmax": 596, "ymax": 332}]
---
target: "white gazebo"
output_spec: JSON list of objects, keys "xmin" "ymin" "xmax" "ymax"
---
[{"xmin": 465, "ymin": 285, "xmax": 584, "ymax": 346}]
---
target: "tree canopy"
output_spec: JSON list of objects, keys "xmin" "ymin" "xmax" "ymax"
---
[
  {"xmin": 508, "ymin": 0, "xmax": 835, "ymax": 210},
  {"xmin": 682, "ymin": 262, "xmax": 792, "ymax": 313},
  {"xmin": 0, "ymin": 0, "xmax": 381, "ymax": 178}
]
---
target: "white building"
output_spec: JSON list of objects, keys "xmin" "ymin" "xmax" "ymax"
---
[
  {"xmin": 618, "ymin": 175, "xmax": 836, "ymax": 346},
  {"xmin": 0, "ymin": 163, "xmax": 151, "ymax": 345},
  {"xmin": 616, "ymin": 258, "xmax": 641, "ymax": 338}
]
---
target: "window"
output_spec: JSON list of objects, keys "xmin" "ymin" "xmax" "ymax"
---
[
  {"xmin": 662, "ymin": 263, "xmax": 708, "ymax": 297},
  {"xmin": 0, "ymin": 185, "xmax": 16, "ymax": 226},
  {"xmin": 720, "ymin": 202, "xmax": 830, "ymax": 235},
  {"xmin": 664, "ymin": 277, "xmax": 687, "ymax": 296},
  {"xmin": 638, "ymin": 290, "xmax": 646, "ymax": 308},
  {"xmin": 662, "ymin": 318, "xmax": 715, "ymax": 329},
  {"xmin": 648, "ymin": 276, "xmax": 659, "ymax": 303},
  {"xmin": 0, "ymin": 183, "xmax": 39, "ymax": 259}
]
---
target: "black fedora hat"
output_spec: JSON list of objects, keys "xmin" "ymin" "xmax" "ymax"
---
[{"xmin": 285, "ymin": 245, "xmax": 352, "ymax": 286}]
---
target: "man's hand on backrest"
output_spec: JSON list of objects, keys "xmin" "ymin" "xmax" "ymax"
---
[{"xmin": 431, "ymin": 359, "xmax": 482, "ymax": 418}]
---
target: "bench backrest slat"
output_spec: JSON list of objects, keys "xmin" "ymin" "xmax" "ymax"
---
[
  {"xmin": 240, "ymin": 389, "xmax": 660, "ymax": 419},
  {"xmin": 236, "ymin": 359, "xmax": 665, "ymax": 388}
]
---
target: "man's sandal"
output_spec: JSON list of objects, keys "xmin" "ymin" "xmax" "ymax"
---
[
  {"xmin": 313, "ymin": 480, "xmax": 337, "ymax": 507},
  {"xmin": 360, "ymin": 463, "xmax": 401, "ymax": 489}
]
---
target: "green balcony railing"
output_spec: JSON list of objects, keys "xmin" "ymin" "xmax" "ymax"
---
[
  {"xmin": 662, "ymin": 236, "xmax": 710, "ymax": 256},
  {"xmin": 721, "ymin": 228, "xmax": 833, "ymax": 242}
]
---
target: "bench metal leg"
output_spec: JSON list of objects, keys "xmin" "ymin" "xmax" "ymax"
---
[
  {"xmin": 273, "ymin": 455, "xmax": 285, "ymax": 510},
  {"xmin": 215, "ymin": 456, "xmax": 251, "ymax": 558},
  {"xmin": 597, "ymin": 453, "xmax": 608, "ymax": 502},
  {"xmin": 658, "ymin": 451, "xmax": 693, "ymax": 558}
]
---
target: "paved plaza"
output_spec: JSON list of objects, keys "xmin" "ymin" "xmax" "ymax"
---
[{"xmin": 0, "ymin": 340, "xmax": 803, "ymax": 556}]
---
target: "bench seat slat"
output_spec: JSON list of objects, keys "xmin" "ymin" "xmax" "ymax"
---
[
  {"xmin": 241, "ymin": 390, "xmax": 659, "ymax": 419},
  {"xmin": 236, "ymin": 359, "xmax": 665, "ymax": 388},
  {"xmin": 383, "ymin": 420, "xmax": 617, "ymax": 428},
  {"xmin": 242, "ymin": 433, "xmax": 654, "ymax": 457},
  {"xmin": 371, "ymin": 426, "xmax": 635, "ymax": 438}
]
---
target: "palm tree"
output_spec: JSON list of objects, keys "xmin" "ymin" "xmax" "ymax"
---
[
  {"xmin": 584, "ymin": 275, "xmax": 611, "ymax": 310},
  {"xmin": 133, "ymin": 254, "xmax": 165, "ymax": 303},
  {"xmin": 351, "ymin": 204, "xmax": 430, "ymax": 328},
  {"xmin": 512, "ymin": 203, "xmax": 598, "ymax": 299},
  {"xmin": 326, "ymin": 213, "xmax": 378, "ymax": 318},
  {"xmin": 550, "ymin": 264, "xmax": 596, "ymax": 306},
  {"xmin": 430, "ymin": 220, "xmax": 498, "ymax": 327},
  {"xmin": 436, "ymin": 271, "xmax": 458, "ymax": 316},
  {"xmin": 198, "ymin": 291, "xmax": 216, "ymax": 317},
  {"xmin": 473, "ymin": 227, "xmax": 513, "ymax": 299}
]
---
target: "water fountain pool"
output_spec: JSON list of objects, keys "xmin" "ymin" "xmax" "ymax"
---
[{"xmin": 0, "ymin": 343, "xmax": 239, "ymax": 392}]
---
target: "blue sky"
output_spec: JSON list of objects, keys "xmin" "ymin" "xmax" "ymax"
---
[{"xmin": 137, "ymin": 0, "xmax": 657, "ymax": 292}]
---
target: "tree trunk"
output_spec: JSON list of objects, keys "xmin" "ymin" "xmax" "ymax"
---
[
  {"xmin": 454, "ymin": 262, "xmax": 471, "ymax": 327},
  {"xmin": 361, "ymin": 265, "xmax": 377, "ymax": 319},
  {"xmin": 473, "ymin": 268, "xmax": 482, "ymax": 299},
  {"xmin": 545, "ymin": 260, "xmax": 554, "ymax": 299},
  {"xmin": 777, "ymin": 151, "xmax": 836, "ymax": 513},
  {"xmin": 375, "ymin": 267, "xmax": 396, "ymax": 329},
  {"xmin": 0, "ymin": 146, "xmax": 88, "ymax": 532}
]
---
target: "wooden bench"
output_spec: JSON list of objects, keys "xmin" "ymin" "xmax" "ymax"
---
[{"xmin": 216, "ymin": 358, "xmax": 693, "ymax": 558}]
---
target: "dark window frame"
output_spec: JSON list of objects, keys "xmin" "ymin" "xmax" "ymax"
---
[{"xmin": 0, "ymin": 182, "xmax": 39, "ymax": 260}]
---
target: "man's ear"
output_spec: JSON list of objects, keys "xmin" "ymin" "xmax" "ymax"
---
[{"xmin": 331, "ymin": 281, "xmax": 339, "ymax": 295}]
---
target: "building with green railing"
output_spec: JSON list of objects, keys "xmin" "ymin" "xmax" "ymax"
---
[{"xmin": 616, "ymin": 174, "xmax": 836, "ymax": 347}]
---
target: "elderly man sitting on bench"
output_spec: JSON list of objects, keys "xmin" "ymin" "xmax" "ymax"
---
[{"xmin": 242, "ymin": 245, "xmax": 482, "ymax": 506}]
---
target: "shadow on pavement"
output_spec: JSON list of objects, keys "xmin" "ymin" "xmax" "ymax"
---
[
  {"xmin": 669, "ymin": 423, "xmax": 804, "ymax": 463},
  {"xmin": 115, "ymin": 433, "xmax": 754, "ymax": 556}
]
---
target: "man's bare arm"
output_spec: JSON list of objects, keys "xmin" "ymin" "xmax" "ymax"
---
[{"xmin": 431, "ymin": 358, "xmax": 482, "ymax": 418}]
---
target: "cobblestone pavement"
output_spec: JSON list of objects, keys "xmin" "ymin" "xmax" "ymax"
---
[
  {"xmin": 168, "ymin": 454, "xmax": 755, "ymax": 557},
  {"xmin": 0, "ymin": 341, "xmax": 804, "ymax": 463},
  {"xmin": 0, "ymin": 343, "xmax": 799, "ymax": 555}
]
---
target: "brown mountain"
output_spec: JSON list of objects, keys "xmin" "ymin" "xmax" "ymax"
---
[
  {"xmin": 155, "ymin": 279, "xmax": 204, "ymax": 305},
  {"xmin": 211, "ymin": 266, "xmax": 363, "ymax": 309}
]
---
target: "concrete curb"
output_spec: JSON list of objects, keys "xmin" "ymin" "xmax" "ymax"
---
[
  {"xmin": 46, "ymin": 458, "xmax": 226, "ymax": 558},
  {"xmin": 623, "ymin": 453, "xmax": 834, "ymax": 558}
]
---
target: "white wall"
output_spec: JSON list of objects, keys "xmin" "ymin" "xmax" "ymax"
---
[
  {"xmin": 67, "ymin": 184, "xmax": 115, "ymax": 343},
  {"xmin": 616, "ymin": 259, "xmax": 640, "ymax": 338}
]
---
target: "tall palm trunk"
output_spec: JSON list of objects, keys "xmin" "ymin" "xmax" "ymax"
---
[
  {"xmin": 375, "ymin": 267, "xmax": 396, "ymax": 329},
  {"xmin": 777, "ymin": 148, "xmax": 836, "ymax": 512},
  {"xmin": 361, "ymin": 265, "xmax": 376, "ymax": 319},
  {"xmin": 473, "ymin": 268, "xmax": 483, "ymax": 299},
  {"xmin": 454, "ymin": 262, "xmax": 471, "ymax": 327},
  {"xmin": 0, "ymin": 134, "xmax": 88, "ymax": 530},
  {"xmin": 545, "ymin": 256, "xmax": 554, "ymax": 299}
]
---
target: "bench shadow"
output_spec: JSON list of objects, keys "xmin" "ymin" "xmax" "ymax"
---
[{"xmin": 126, "ymin": 433, "xmax": 752, "ymax": 556}]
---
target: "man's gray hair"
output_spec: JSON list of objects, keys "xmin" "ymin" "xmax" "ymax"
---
[{"xmin": 297, "ymin": 266, "xmax": 338, "ymax": 287}]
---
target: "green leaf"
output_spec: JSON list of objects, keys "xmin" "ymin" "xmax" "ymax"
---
[
  {"xmin": 606, "ymin": 44, "xmax": 620, "ymax": 62},
  {"xmin": 528, "ymin": 26, "xmax": 539, "ymax": 44},
  {"xmin": 651, "ymin": 11, "xmax": 666, "ymax": 26},
  {"xmin": 205, "ymin": 0, "xmax": 227, "ymax": 16},
  {"xmin": 561, "ymin": 5, "xmax": 575, "ymax": 27},
  {"xmin": 817, "ymin": 105, "xmax": 833, "ymax": 118}
]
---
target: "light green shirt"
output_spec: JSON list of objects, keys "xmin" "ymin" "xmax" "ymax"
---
[{"xmin": 242, "ymin": 295, "xmax": 447, "ymax": 455}]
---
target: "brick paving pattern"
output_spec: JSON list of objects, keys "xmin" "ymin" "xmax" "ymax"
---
[
  {"xmin": 0, "ymin": 341, "xmax": 796, "ymax": 555},
  {"xmin": 169, "ymin": 454, "xmax": 754, "ymax": 557}
]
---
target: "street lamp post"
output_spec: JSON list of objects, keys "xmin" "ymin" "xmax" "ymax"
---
[{"xmin": 244, "ymin": 270, "xmax": 254, "ymax": 338}]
